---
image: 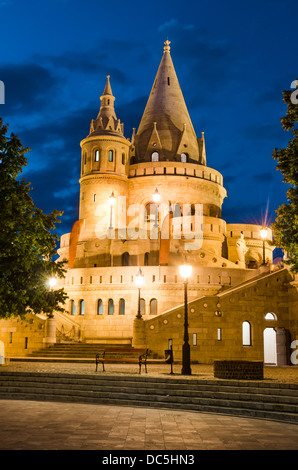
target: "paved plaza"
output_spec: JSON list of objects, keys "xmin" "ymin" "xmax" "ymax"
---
[{"xmin": 0, "ymin": 362, "xmax": 298, "ymax": 451}]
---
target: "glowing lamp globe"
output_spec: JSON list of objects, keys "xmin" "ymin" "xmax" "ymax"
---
[{"xmin": 179, "ymin": 265, "xmax": 192, "ymax": 280}]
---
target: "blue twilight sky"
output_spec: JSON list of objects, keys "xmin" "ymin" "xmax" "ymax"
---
[{"xmin": 0, "ymin": 0, "xmax": 297, "ymax": 243}]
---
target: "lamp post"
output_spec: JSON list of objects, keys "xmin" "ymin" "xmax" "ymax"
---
[
  {"xmin": 109, "ymin": 191, "xmax": 116, "ymax": 229},
  {"xmin": 47, "ymin": 278, "xmax": 57, "ymax": 319},
  {"xmin": 260, "ymin": 227, "xmax": 268, "ymax": 265},
  {"xmin": 135, "ymin": 268, "xmax": 144, "ymax": 319},
  {"xmin": 179, "ymin": 264, "xmax": 192, "ymax": 375}
]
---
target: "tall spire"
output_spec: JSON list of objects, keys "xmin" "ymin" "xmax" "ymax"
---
[
  {"xmin": 88, "ymin": 75, "xmax": 124, "ymax": 137},
  {"xmin": 134, "ymin": 40, "xmax": 203, "ymax": 163}
]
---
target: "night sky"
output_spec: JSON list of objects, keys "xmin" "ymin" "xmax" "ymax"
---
[{"xmin": 0, "ymin": 0, "xmax": 297, "ymax": 248}]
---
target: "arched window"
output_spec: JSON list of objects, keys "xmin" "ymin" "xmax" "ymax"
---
[
  {"xmin": 79, "ymin": 299, "xmax": 85, "ymax": 315},
  {"xmin": 97, "ymin": 299, "xmax": 103, "ymax": 315},
  {"xmin": 144, "ymin": 252, "xmax": 150, "ymax": 266},
  {"xmin": 122, "ymin": 153, "xmax": 125, "ymax": 165},
  {"xmin": 242, "ymin": 321, "xmax": 251, "ymax": 346},
  {"xmin": 150, "ymin": 298, "xmax": 157, "ymax": 315},
  {"xmin": 108, "ymin": 299, "xmax": 114, "ymax": 315},
  {"xmin": 140, "ymin": 298, "xmax": 145, "ymax": 315},
  {"xmin": 119, "ymin": 298, "xmax": 125, "ymax": 315},
  {"xmin": 70, "ymin": 300, "xmax": 76, "ymax": 315},
  {"xmin": 180, "ymin": 153, "xmax": 188, "ymax": 163},
  {"xmin": 265, "ymin": 312, "xmax": 277, "ymax": 320},
  {"xmin": 108, "ymin": 150, "xmax": 114, "ymax": 162},
  {"xmin": 173, "ymin": 204, "xmax": 182, "ymax": 218},
  {"xmin": 122, "ymin": 252, "xmax": 130, "ymax": 266},
  {"xmin": 95, "ymin": 150, "xmax": 99, "ymax": 162},
  {"xmin": 151, "ymin": 152, "xmax": 159, "ymax": 162}
]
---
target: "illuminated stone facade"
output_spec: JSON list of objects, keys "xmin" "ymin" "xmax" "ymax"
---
[{"xmin": 1, "ymin": 41, "xmax": 297, "ymax": 364}]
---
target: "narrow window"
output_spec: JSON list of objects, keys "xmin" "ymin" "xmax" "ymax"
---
[
  {"xmin": 167, "ymin": 77, "xmax": 170, "ymax": 85},
  {"xmin": 193, "ymin": 333, "xmax": 197, "ymax": 346},
  {"xmin": 181, "ymin": 153, "xmax": 188, "ymax": 163},
  {"xmin": 108, "ymin": 150, "xmax": 114, "ymax": 162},
  {"xmin": 150, "ymin": 298, "xmax": 157, "ymax": 315},
  {"xmin": 242, "ymin": 321, "xmax": 252, "ymax": 346},
  {"xmin": 90, "ymin": 276, "xmax": 92, "ymax": 284},
  {"xmin": 97, "ymin": 299, "xmax": 103, "ymax": 315},
  {"xmin": 168, "ymin": 338, "xmax": 173, "ymax": 349},
  {"xmin": 9, "ymin": 332, "xmax": 13, "ymax": 343},
  {"xmin": 79, "ymin": 300, "xmax": 85, "ymax": 315},
  {"xmin": 99, "ymin": 275, "xmax": 102, "ymax": 283},
  {"xmin": 122, "ymin": 153, "xmax": 125, "ymax": 165},
  {"xmin": 144, "ymin": 252, "xmax": 149, "ymax": 266},
  {"xmin": 80, "ymin": 277, "xmax": 83, "ymax": 284},
  {"xmin": 151, "ymin": 152, "xmax": 159, "ymax": 162},
  {"xmin": 119, "ymin": 298, "xmax": 125, "ymax": 315},
  {"xmin": 70, "ymin": 300, "xmax": 76, "ymax": 315},
  {"xmin": 140, "ymin": 298, "xmax": 145, "ymax": 315},
  {"xmin": 122, "ymin": 252, "xmax": 130, "ymax": 266},
  {"xmin": 95, "ymin": 150, "xmax": 99, "ymax": 162},
  {"xmin": 25, "ymin": 337, "xmax": 28, "ymax": 349},
  {"xmin": 93, "ymin": 194, "xmax": 96, "ymax": 202},
  {"xmin": 217, "ymin": 328, "xmax": 222, "ymax": 341},
  {"xmin": 84, "ymin": 153, "xmax": 87, "ymax": 164},
  {"xmin": 108, "ymin": 299, "xmax": 114, "ymax": 315}
]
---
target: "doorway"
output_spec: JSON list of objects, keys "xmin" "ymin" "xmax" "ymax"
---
[{"xmin": 263, "ymin": 328, "xmax": 277, "ymax": 365}]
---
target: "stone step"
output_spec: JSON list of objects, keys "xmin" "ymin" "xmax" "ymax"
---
[
  {"xmin": 1, "ymin": 380, "xmax": 297, "ymax": 408},
  {"xmin": 0, "ymin": 372, "xmax": 297, "ymax": 423}
]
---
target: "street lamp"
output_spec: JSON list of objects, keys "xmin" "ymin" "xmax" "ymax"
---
[
  {"xmin": 48, "ymin": 278, "xmax": 57, "ymax": 289},
  {"xmin": 109, "ymin": 191, "xmax": 116, "ymax": 229},
  {"xmin": 47, "ymin": 278, "xmax": 57, "ymax": 318},
  {"xmin": 260, "ymin": 227, "xmax": 268, "ymax": 265},
  {"xmin": 152, "ymin": 187, "xmax": 161, "ymax": 204},
  {"xmin": 135, "ymin": 268, "xmax": 144, "ymax": 319},
  {"xmin": 179, "ymin": 264, "xmax": 192, "ymax": 375}
]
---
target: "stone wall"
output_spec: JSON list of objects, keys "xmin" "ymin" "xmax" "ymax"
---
[
  {"xmin": 214, "ymin": 360, "xmax": 264, "ymax": 380},
  {"xmin": 143, "ymin": 268, "xmax": 296, "ymax": 365}
]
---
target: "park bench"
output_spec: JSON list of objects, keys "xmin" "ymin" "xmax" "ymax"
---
[
  {"xmin": 95, "ymin": 347, "xmax": 149, "ymax": 374},
  {"xmin": 95, "ymin": 346, "xmax": 174, "ymax": 374},
  {"xmin": 147, "ymin": 348, "xmax": 174, "ymax": 374}
]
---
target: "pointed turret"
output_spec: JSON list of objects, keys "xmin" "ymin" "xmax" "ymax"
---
[
  {"xmin": 133, "ymin": 40, "xmax": 205, "ymax": 164},
  {"xmin": 89, "ymin": 75, "xmax": 124, "ymax": 137}
]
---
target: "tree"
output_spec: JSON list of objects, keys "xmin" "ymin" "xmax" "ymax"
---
[
  {"xmin": 0, "ymin": 118, "xmax": 68, "ymax": 318},
  {"xmin": 272, "ymin": 81, "xmax": 298, "ymax": 272}
]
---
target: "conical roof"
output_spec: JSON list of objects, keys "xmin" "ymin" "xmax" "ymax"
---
[
  {"xmin": 88, "ymin": 75, "xmax": 124, "ymax": 137},
  {"xmin": 134, "ymin": 40, "xmax": 203, "ymax": 163}
]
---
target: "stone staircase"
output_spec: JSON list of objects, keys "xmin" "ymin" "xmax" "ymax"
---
[
  {"xmin": 10, "ymin": 342, "xmax": 138, "ymax": 363},
  {"xmin": 0, "ymin": 370, "xmax": 297, "ymax": 424}
]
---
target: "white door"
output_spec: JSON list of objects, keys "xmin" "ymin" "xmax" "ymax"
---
[{"xmin": 263, "ymin": 328, "xmax": 277, "ymax": 365}]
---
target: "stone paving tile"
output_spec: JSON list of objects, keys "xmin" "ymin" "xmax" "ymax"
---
[{"xmin": 0, "ymin": 399, "xmax": 298, "ymax": 450}]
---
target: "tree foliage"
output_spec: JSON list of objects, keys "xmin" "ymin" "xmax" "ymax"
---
[
  {"xmin": 0, "ymin": 118, "xmax": 68, "ymax": 318},
  {"xmin": 272, "ymin": 82, "xmax": 298, "ymax": 272}
]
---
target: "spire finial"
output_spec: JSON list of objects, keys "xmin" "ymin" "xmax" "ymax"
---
[{"xmin": 164, "ymin": 39, "xmax": 171, "ymax": 53}]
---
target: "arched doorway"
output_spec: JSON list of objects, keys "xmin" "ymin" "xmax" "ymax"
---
[{"xmin": 263, "ymin": 328, "xmax": 277, "ymax": 365}]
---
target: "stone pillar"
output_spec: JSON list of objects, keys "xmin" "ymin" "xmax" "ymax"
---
[
  {"xmin": 276, "ymin": 327, "xmax": 287, "ymax": 366},
  {"xmin": 44, "ymin": 316, "xmax": 57, "ymax": 345},
  {"xmin": 132, "ymin": 316, "xmax": 146, "ymax": 349},
  {"xmin": 0, "ymin": 340, "xmax": 5, "ymax": 365}
]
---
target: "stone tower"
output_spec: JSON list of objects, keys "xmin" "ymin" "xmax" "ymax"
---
[{"xmin": 56, "ymin": 40, "xmax": 274, "ymax": 344}]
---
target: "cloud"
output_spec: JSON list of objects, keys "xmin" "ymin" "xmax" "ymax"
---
[
  {"xmin": 253, "ymin": 172, "xmax": 274, "ymax": 183},
  {"xmin": 1, "ymin": 63, "xmax": 58, "ymax": 114}
]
